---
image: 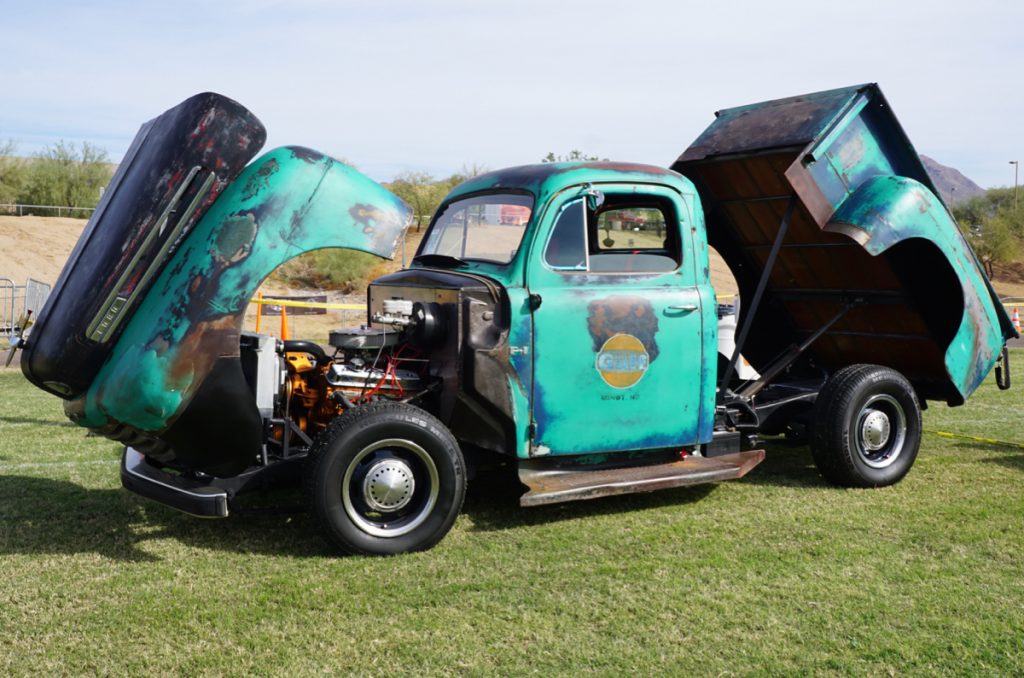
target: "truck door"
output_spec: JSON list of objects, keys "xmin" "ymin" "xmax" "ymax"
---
[{"xmin": 526, "ymin": 183, "xmax": 709, "ymax": 456}]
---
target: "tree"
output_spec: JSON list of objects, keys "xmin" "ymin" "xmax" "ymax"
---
[
  {"xmin": 387, "ymin": 171, "xmax": 450, "ymax": 228},
  {"xmin": 20, "ymin": 141, "xmax": 112, "ymax": 213},
  {"xmin": 965, "ymin": 213, "xmax": 1017, "ymax": 278},
  {"xmin": 456, "ymin": 162, "xmax": 489, "ymax": 180},
  {"xmin": 0, "ymin": 140, "xmax": 25, "ymax": 206},
  {"xmin": 541, "ymin": 150, "xmax": 608, "ymax": 163},
  {"xmin": 953, "ymin": 187, "xmax": 1023, "ymax": 277}
]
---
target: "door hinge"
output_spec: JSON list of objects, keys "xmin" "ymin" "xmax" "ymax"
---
[
  {"xmin": 527, "ymin": 422, "xmax": 537, "ymax": 439},
  {"xmin": 528, "ymin": 293, "xmax": 542, "ymax": 310}
]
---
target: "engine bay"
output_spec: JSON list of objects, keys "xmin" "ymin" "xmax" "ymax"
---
[{"xmin": 244, "ymin": 298, "xmax": 443, "ymax": 463}]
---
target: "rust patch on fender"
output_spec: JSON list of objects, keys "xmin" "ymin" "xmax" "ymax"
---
[
  {"xmin": 290, "ymin": 146, "xmax": 326, "ymax": 164},
  {"xmin": 213, "ymin": 213, "xmax": 257, "ymax": 263},
  {"xmin": 167, "ymin": 315, "xmax": 241, "ymax": 388},
  {"xmin": 241, "ymin": 158, "xmax": 279, "ymax": 200},
  {"xmin": 350, "ymin": 203, "xmax": 394, "ymax": 235},
  {"xmin": 962, "ymin": 287, "xmax": 994, "ymax": 393}
]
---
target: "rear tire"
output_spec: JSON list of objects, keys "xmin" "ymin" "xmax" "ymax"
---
[
  {"xmin": 305, "ymin": 402, "xmax": 465, "ymax": 555},
  {"xmin": 810, "ymin": 364, "xmax": 921, "ymax": 487}
]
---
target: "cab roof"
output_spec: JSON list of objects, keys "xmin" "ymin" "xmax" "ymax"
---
[{"xmin": 446, "ymin": 162, "xmax": 693, "ymax": 205}]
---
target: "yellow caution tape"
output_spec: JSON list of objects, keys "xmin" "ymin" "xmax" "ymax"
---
[
  {"xmin": 925, "ymin": 429, "xmax": 1024, "ymax": 450},
  {"xmin": 251, "ymin": 294, "xmax": 1014, "ymax": 314},
  {"xmin": 251, "ymin": 298, "xmax": 364, "ymax": 311},
  {"xmin": 258, "ymin": 296, "xmax": 740, "ymax": 309}
]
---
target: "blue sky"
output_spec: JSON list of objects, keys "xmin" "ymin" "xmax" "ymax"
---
[{"xmin": 2, "ymin": 0, "xmax": 1022, "ymax": 188}]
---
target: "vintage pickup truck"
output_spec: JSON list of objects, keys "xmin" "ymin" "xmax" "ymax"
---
[{"xmin": 17, "ymin": 84, "xmax": 1015, "ymax": 554}]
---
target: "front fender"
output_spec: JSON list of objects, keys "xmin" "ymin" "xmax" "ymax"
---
[{"xmin": 69, "ymin": 146, "xmax": 410, "ymax": 474}]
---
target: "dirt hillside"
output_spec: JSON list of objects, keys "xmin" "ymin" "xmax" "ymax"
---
[
  {"xmin": 9, "ymin": 214, "xmax": 1024, "ymax": 303},
  {"xmin": 0, "ymin": 215, "xmax": 738, "ymax": 294},
  {"xmin": 0, "ymin": 216, "xmax": 86, "ymax": 285}
]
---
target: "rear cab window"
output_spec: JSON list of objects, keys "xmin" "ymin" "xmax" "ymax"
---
[{"xmin": 544, "ymin": 194, "xmax": 680, "ymax": 274}]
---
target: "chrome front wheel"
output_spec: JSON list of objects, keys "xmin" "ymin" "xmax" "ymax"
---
[
  {"xmin": 341, "ymin": 438, "xmax": 440, "ymax": 538},
  {"xmin": 306, "ymin": 403, "xmax": 465, "ymax": 556}
]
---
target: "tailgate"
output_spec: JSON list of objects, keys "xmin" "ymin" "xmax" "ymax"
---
[{"xmin": 673, "ymin": 84, "xmax": 1015, "ymax": 404}]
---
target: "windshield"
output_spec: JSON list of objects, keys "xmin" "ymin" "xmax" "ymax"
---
[{"xmin": 419, "ymin": 193, "xmax": 533, "ymax": 264}]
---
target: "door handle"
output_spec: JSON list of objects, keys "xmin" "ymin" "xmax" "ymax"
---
[{"xmin": 668, "ymin": 304, "xmax": 698, "ymax": 312}]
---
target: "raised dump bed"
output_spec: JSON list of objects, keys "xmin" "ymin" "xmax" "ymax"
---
[{"xmin": 673, "ymin": 83, "xmax": 1015, "ymax": 404}]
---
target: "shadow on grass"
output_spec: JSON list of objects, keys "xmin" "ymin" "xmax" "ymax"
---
[
  {"xmin": 986, "ymin": 453, "xmax": 1024, "ymax": 472},
  {"xmin": 742, "ymin": 441, "xmax": 830, "ymax": 489},
  {"xmin": 0, "ymin": 475, "xmax": 327, "ymax": 562},
  {"xmin": 921, "ymin": 437, "xmax": 1024, "ymax": 472},
  {"xmin": 462, "ymin": 465, "xmax": 719, "ymax": 532},
  {"xmin": 0, "ymin": 443, "xmax": 838, "ymax": 559},
  {"xmin": 0, "ymin": 416, "xmax": 76, "ymax": 427},
  {"xmin": 461, "ymin": 442, "xmax": 827, "ymax": 532}
]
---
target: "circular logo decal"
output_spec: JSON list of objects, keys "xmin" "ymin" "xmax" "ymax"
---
[{"xmin": 596, "ymin": 333, "xmax": 650, "ymax": 389}]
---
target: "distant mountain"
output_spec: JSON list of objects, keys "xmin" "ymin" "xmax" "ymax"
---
[{"xmin": 920, "ymin": 155, "xmax": 986, "ymax": 205}]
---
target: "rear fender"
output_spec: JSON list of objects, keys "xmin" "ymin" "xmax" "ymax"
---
[{"xmin": 827, "ymin": 175, "xmax": 1013, "ymax": 401}]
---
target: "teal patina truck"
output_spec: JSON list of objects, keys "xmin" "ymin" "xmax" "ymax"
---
[{"xmin": 17, "ymin": 84, "xmax": 1015, "ymax": 555}]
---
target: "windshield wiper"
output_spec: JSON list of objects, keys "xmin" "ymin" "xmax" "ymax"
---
[{"xmin": 412, "ymin": 253, "xmax": 468, "ymax": 268}]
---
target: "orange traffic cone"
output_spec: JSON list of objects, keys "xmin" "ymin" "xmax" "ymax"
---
[
  {"xmin": 280, "ymin": 304, "xmax": 290, "ymax": 340},
  {"xmin": 1014, "ymin": 307, "xmax": 1021, "ymax": 333}
]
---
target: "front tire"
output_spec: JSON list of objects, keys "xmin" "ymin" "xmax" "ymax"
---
[
  {"xmin": 810, "ymin": 364, "xmax": 922, "ymax": 488},
  {"xmin": 305, "ymin": 402, "xmax": 466, "ymax": 555}
]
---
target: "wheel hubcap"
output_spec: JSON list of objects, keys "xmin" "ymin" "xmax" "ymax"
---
[
  {"xmin": 855, "ymin": 394, "xmax": 907, "ymax": 469},
  {"xmin": 341, "ymin": 438, "xmax": 440, "ymax": 538},
  {"xmin": 363, "ymin": 459, "xmax": 415, "ymax": 511},
  {"xmin": 860, "ymin": 409, "xmax": 891, "ymax": 451}
]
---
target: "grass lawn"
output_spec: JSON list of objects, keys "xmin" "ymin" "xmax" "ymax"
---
[{"xmin": 0, "ymin": 355, "xmax": 1022, "ymax": 676}]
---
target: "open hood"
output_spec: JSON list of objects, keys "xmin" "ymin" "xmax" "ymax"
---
[{"xmin": 22, "ymin": 94, "xmax": 411, "ymax": 475}]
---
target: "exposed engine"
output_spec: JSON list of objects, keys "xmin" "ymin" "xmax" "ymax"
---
[
  {"xmin": 241, "ymin": 296, "xmax": 444, "ymax": 459},
  {"xmin": 238, "ymin": 266, "xmax": 510, "ymax": 467}
]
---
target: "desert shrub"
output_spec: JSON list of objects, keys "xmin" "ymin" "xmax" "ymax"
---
[{"xmin": 271, "ymin": 248, "xmax": 379, "ymax": 292}]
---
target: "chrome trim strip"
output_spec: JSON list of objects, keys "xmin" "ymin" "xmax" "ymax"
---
[{"xmin": 87, "ymin": 167, "xmax": 214, "ymax": 343}]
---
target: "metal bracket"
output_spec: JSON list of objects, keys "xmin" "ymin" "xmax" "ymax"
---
[
  {"xmin": 735, "ymin": 299, "xmax": 861, "ymax": 400},
  {"xmin": 718, "ymin": 196, "xmax": 796, "ymax": 402},
  {"xmin": 996, "ymin": 345, "xmax": 1011, "ymax": 391}
]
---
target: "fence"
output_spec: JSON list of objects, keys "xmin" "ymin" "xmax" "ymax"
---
[
  {"xmin": 0, "ymin": 278, "xmax": 51, "ymax": 337},
  {"xmin": 0, "ymin": 204, "xmax": 95, "ymax": 218}
]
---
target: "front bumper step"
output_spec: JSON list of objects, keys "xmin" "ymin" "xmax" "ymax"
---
[
  {"xmin": 121, "ymin": 448, "xmax": 229, "ymax": 518},
  {"xmin": 518, "ymin": 449, "xmax": 765, "ymax": 507}
]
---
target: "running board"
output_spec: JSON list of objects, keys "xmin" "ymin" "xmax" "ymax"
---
[
  {"xmin": 518, "ymin": 450, "xmax": 765, "ymax": 507},
  {"xmin": 121, "ymin": 447, "xmax": 229, "ymax": 518}
]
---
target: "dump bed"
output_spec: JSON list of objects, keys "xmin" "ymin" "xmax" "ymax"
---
[{"xmin": 673, "ymin": 84, "xmax": 1015, "ymax": 404}]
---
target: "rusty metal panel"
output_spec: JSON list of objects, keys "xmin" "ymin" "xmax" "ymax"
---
[
  {"xmin": 22, "ymin": 93, "xmax": 266, "ymax": 399},
  {"xmin": 678, "ymin": 86, "xmax": 859, "ymax": 162},
  {"xmin": 519, "ymin": 450, "xmax": 765, "ymax": 506}
]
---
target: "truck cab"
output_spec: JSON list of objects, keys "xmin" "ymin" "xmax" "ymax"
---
[{"xmin": 381, "ymin": 163, "xmax": 717, "ymax": 460}]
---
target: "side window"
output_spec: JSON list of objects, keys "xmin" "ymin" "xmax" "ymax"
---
[{"xmin": 544, "ymin": 199, "xmax": 587, "ymax": 270}]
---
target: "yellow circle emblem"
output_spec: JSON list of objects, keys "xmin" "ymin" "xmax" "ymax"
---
[{"xmin": 596, "ymin": 333, "xmax": 650, "ymax": 389}]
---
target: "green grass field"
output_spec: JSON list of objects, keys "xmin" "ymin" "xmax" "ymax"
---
[{"xmin": 1, "ymin": 359, "xmax": 1022, "ymax": 676}]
